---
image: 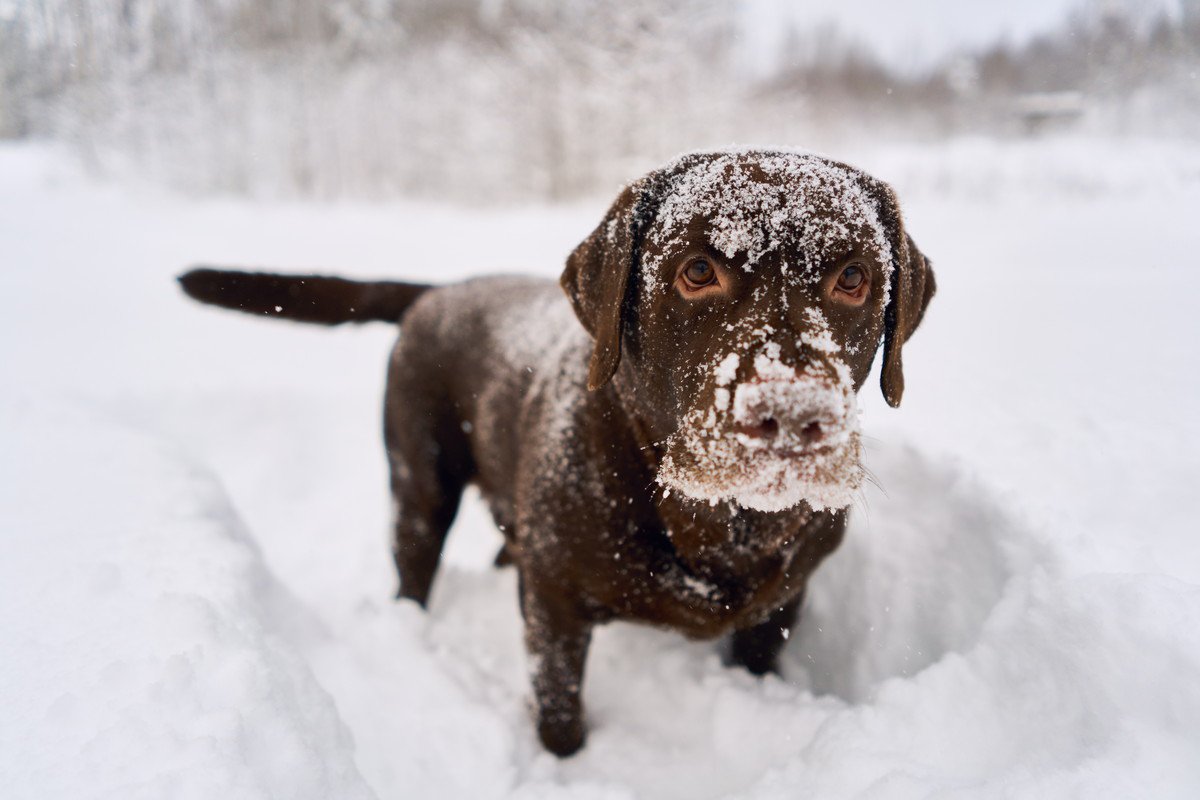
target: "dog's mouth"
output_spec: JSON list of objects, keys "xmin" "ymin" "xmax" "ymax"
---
[
  {"xmin": 658, "ymin": 430, "xmax": 862, "ymax": 514},
  {"xmin": 657, "ymin": 387, "xmax": 863, "ymax": 513},
  {"xmin": 740, "ymin": 439, "xmax": 835, "ymax": 460}
]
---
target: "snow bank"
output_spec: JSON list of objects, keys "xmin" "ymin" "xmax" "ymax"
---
[
  {"xmin": 3, "ymin": 140, "xmax": 1200, "ymax": 798},
  {"xmin": 0, "ymin": 398, "xmax": 375, "ymax": 800}
]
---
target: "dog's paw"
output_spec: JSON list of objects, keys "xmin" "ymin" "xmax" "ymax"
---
[
  {"xmin": 729, "ymin": 647, "xmax": 781, "ymax": 677},
  {"xmin": 538, "ymin": 715, "xmax": 586, "ymax": 757}
]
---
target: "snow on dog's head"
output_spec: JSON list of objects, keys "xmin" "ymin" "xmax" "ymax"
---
[{"xmin": 562, "ymin": 148, "xmax": 935, "ymax": 513}]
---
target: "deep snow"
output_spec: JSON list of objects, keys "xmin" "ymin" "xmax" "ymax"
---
[{"xmin": 2, "ymin": 138, "xmax": 1199, "ymax": 798}]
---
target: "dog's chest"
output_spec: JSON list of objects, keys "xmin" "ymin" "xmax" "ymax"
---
[{"xmin": 594, "ymin": 501, "xmax": 833, "ymax": 636}]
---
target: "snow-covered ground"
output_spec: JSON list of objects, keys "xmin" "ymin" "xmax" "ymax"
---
[{"xmin": 3, "ymin": 137, "xmax": 1199, "ymax": 798}]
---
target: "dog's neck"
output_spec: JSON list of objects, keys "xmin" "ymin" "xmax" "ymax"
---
[{"xmin": 654, "ymin": 488, "xmax": 816, "ymax": 582}]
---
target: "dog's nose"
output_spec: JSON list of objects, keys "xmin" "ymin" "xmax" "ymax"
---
[
  {"xmin": 735, "ymin": 411, "xmax": 826, "ymax": 446},
  {"xmin": 734, "ymin": 415, "xmax": 780, "ymax": 441},
  {"xmin": 798, "ymin": 418, "xmax": 825, "ymax": 447},
  {"xmin": 731, "ymin": 376, "xmax": 839, "ymax": 451}
]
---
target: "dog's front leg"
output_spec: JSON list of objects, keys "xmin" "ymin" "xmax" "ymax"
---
[
  {"xmin": 521, "ymin": 580, "xmax": 593, "ymax": 757},
  {"xmin": 729, "ymin": 593, "xmax": 803, "ymax": 676}
]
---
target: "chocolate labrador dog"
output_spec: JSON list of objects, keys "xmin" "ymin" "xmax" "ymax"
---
[{"xmin": 179, "ymin": 149, "xmax": 935, "ymax": 756}]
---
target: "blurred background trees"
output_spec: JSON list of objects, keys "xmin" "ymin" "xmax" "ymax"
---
[{"xmin": 1, "ymin": 0, "xmax": 1196, "ymax": 201}]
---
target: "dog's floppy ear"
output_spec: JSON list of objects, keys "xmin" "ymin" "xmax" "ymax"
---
[
  {"xmin": 561, "ymin": 181, "xmax": 644, "ymax": 391},
  {"xmin": 874, "ymin": 184, "xmax": 936, "ymax": 408}
]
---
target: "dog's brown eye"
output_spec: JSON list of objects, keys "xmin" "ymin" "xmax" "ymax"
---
[
  {"xmin": 683, "ymin": 258, "xmax": 716, "ymax": 287},
  {"xmin": 831, "ymin": 264, "xmax": 869, "ymax": 306},
  {"xmin": 837, "ymin": 266, "xmax": 865, "ymax": 292}
]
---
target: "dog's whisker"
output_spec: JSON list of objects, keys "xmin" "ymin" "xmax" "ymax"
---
[
  {"xmin": 640, "ymin": 427, "xmax": 681, "ymax": 452},
  {"xmin": 860, "ymin": 464, "xmax": 886, "ymax": 497},
  {"xmin": 849, "ymin": 490, "xmax": 873, "ymax": 525}
]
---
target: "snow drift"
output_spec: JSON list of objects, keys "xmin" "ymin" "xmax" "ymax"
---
[{"xmin": 2, "ymin": 140, "xmax": 1199, "ymax": 798}]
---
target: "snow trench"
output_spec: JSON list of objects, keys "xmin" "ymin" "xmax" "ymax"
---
[{"xmin": 7, "ymin": 399, "xmax": 1196, "ymax": 799}]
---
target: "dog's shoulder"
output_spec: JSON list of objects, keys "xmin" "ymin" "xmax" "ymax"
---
[
  {"xmin": 397, "ymin": 274, "xmax": 595, "ymax": 448},
  {"xmin": 403, "ymin": 276, "xmax": 581, "ymax": 362}
]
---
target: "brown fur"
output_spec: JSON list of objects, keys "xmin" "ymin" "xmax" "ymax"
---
[{"xmin": 178, "ymin": 150, "xmax": 934, "ymax": 757}]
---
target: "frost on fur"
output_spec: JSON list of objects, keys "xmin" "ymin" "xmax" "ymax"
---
[{"xmin": 640, "ymin": 149, "xmax": 893, "ymax": 307}]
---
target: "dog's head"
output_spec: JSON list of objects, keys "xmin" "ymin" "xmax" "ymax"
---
[{"xmin": 562, "ymin": 150, "xmax": 935, "ymax": 513}]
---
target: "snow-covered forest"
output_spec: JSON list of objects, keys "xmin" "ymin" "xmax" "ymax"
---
[
  {"xmin": 3, "ymin": 0, "xmax": 1199, "ymax": 199},
  {"xmin": 3, "ymin": 1, "xmax": 1200, "ymax": 798}
]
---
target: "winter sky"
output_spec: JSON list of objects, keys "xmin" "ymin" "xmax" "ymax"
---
[{"xmin": 739, "ymin": 0, "xmax": 1181, "ymax": 74}]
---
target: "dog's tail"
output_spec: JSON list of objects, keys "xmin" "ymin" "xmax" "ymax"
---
[{"xmin": 178, "ymin": 267, "xmax": 432, "ymax": 325}]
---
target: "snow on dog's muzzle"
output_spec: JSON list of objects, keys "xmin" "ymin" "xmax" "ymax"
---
[{"xmin": 658, "ymin": 356, "xmax": 864, "ymax": 513}]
